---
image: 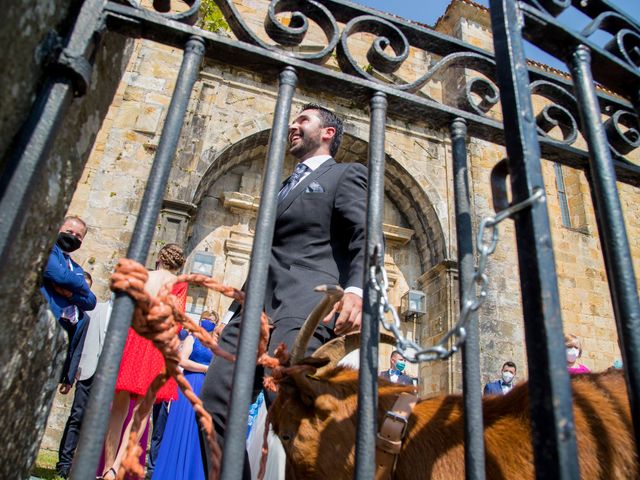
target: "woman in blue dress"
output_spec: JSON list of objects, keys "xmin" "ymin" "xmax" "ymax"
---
[{"xmin": 152, "ymin": 312, "xmax": 217, "ymax": 480}]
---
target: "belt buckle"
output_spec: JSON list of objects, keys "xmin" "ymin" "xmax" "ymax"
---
[{"xmin": 384, "ymin": 410, "xmax": 409, "ymax": 438}]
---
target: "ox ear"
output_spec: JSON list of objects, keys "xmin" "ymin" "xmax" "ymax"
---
[
  {"xmin": 287, "ymin": 369, "xmax": 327, "ymax": 408},
  {"xmin": 297, "ymin": 356, "xmax": 331, "ymax": 369}
]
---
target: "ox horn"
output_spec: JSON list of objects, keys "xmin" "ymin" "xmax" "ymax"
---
[
  {"xmin": 311, "ymin": 332, "xmax": 398, "ymax": 376},
  {"xmin": 290, "ymin": 284, "xmax": 344, "ymax": 364}
]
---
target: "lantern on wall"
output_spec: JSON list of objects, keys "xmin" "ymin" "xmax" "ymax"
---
[{"xmin": 400, "ymin": 289, "xmax": 426, "ymax": 322}]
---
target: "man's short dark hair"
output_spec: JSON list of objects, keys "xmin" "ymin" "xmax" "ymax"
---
[
  {"xmin": 502, "ymin": 361, "xmax": 516, "ymax": 371},
  {"xmin": 390, "ymin": 350, "xmax": 402, "ymax": 359},
  {"xmin": 299, "ymin": 103, "xmax": 344, "ymax": 157}
]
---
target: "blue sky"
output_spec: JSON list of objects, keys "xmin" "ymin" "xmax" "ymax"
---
[{"xmin": 349, "ymin": 0, "xmax": 640, "ymax": 71}]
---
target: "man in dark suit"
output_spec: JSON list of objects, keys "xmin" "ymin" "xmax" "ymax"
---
[
  {"xmin": 380, "ymin": 350, "xmax": 416, "ymax": 387},
  {"xmin": 483, "ymin": 361, "xmax": 517, "ymax": 396},
  {"xmin": 200, "ymin": 103, "xmax": 367, "ymax": 477}
]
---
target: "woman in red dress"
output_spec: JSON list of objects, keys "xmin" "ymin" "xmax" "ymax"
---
[{"xmin": 100, "ymin": 244, "xmax": 187, "ymax": 479}]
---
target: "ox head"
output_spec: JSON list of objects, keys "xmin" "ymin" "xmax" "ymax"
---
[
  {"xmin": 267, "ymin": 285, "xmax": 358, "ymax": 478},
  {"xmin": 269, "ymin": 362, "xmax": 361, "ymax": 479},
  {"xmin": 268, "ymin": 284, "xmax": 403, "ymax": 478}
]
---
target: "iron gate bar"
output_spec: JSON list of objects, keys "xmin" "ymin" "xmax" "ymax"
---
[
  {"xmin": 451, "ymin": 118, "xmax": 486, "ymax": 480},
  {"xmin": 518, "ymin": 1, "xmax": 640, "ymax": 98},
  {"xmin": 0, "ymin": 0, "xmax": 107, "ymax": 273},
  {"xmin": 70, "ymin": 35, "xmax": 206, "ymax": 480},
  {"xmin": 101, "ymin": 2, "xmax": 640, "ymax": 188},
  {"xmin": 489, "ymin": 0, "xmax": 580, "ymax": 479},
  {"xmin": 567, "ymin": 45, "xmax": 640, "ymax": 458},
  {"xmin": 219, "ymin": 65, "xmax": 298, "ymax": 480},
  {"xmin": 355, "ymin": 91, "xmax": 387, "ymax": 479}
]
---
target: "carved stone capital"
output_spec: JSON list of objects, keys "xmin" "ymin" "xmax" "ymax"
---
[
  {"xmin": 417, "ymin": 259, "xmax": 458, "ymax": 287},
  {"xmin": 383, "ymin": 223, "xmax": 414, "ymax": 247},
  {"xmin": 224, "ymin": 230, "xmax": 253, "ymax": 265},
  {"xmin": 222, "ymin": 191, "xmax": 260, "ymax": 214},
  {"xmin": 161, "ymin": 198, "xmax": 198, "ymax": 219}
]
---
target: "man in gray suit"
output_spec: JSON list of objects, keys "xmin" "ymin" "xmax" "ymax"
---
[
  {"xmin": 200, "ymin": 103, "xmax": 367, "ymax": 476},
  {"xmin": 56, "ymin": 298, "xmax": 112, "ymax": 478}
]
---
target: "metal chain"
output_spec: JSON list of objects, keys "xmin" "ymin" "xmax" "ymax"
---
[{"xmin": 372, "ymin": 188, "xmax": 545, "ymax": 363}]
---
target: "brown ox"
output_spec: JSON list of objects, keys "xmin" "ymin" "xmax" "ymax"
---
[{"xmin": 269, "ymin": 365, "xmax": 637, "ymax": 479}]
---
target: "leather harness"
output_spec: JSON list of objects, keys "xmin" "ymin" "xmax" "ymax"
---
[{"xmin": 375, "ymin": 392, "xmax": 418, "ymax": 480}]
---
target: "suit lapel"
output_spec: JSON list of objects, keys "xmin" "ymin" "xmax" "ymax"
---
[{"xmin": 276, "ymin": 158, "xmax": 335, "ymax": 218}]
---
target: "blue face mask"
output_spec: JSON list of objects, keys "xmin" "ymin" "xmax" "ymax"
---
[
  {"xmin": 395, "ymin": 361, "xmax": 406, "ymax": 372},
  {"xmin": 200, "ymin": 319, "xmax": 216, "ymax": 332}
]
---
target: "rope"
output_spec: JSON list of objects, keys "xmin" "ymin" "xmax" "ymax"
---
[{"xmin": 109, "ymin": 258, "xmax": 275, "ymax": 480}]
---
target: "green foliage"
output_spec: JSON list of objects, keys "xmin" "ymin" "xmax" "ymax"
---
[{"xmin": 199, "ymin": 0, "xmax": 230, "ymax": 33}]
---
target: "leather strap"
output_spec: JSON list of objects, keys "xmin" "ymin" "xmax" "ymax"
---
[{"xmin": 375, "ymin": 392, "xmax": 418, "ymax": 480}]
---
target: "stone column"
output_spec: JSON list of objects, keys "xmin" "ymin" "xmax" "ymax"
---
[{"xmin": 417, "ymin": 260, "xmax": 460, "ymax": 397}]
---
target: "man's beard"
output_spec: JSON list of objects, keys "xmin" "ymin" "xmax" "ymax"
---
[{"xmin": 289, "ymin": 134, "xmax": 321, "ymax": 159}]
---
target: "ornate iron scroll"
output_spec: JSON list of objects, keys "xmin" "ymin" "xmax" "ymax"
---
[
  {"xmin": 530, "ymin": 80, "xmax": 579, "ymax": 145},
  {"xmin": 216, "ymin": 0, "xmax": 340, "ymax": 63},
  {"xmin": 211, "ymin": 0, "xmax": 503, "ymax": 114},
  {"xmin": 116, "ymin": 0, "xmax": 202, "ymax": 24}
]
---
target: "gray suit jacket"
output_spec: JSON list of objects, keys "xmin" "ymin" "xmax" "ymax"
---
[
  {"xmin": 265, "ymin": 158, "xmax": 367, "ymax": 324},
  {"xmin": 77, "ymin": 300, "xmax": 111, "ymax": 381}
]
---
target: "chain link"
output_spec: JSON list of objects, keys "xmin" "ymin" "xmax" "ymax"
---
[{"xmin": 373, "ymin": 188, "xmax": 544, "ymax": 363}]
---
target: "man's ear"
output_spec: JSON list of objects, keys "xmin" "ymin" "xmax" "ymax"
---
[{"xmin": 322, "ymin": 126, "xmax": 336, "ymax": 143}]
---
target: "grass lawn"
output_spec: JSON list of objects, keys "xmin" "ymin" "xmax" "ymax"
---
[{"xmin": 31, "ymin": 449, "xmax": 59, "ymax": 479}]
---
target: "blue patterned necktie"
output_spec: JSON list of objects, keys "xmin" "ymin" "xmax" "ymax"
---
[{"xmin": 278, "ymin": 163, "xmax": 309, "ymax": 202}]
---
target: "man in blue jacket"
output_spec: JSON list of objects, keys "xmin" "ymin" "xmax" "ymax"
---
[
  {"xmin": 42, "ymin": 216, "xmax": 96, "ymax": 479},
  {"xmin": 41, "ymin": 215, "xmax": 96, "ymax": 326},
  {"xmin": 41, "ymin": 215, "xmax": 96, "ymax": 389},
  {"xmin": 484, "ymin": 361, "xmax": 517, "ymax": 396}
]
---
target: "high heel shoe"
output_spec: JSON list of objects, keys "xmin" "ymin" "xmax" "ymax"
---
[{"xmin": 97, "ymin": 467, "xmax": 116, "ymax": 480}]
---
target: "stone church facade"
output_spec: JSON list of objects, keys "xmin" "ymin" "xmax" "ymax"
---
[{"xmin": 40, "ymin": 0, "xmax": 640, "ymax": 452}]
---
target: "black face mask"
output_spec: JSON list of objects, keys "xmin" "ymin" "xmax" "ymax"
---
[{"xmin": 57, "ymin": 232, "xmax": 82, "ymax": 253}]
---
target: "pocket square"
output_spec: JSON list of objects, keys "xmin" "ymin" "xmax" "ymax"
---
[{"xmin": 306, "ymin": 181, "xmax": 325, "ymax": 193}]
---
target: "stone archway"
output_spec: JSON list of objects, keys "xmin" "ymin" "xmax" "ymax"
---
[{"xmin": 181, "ymin": 129, "xmax": 449, "ymax": 388}]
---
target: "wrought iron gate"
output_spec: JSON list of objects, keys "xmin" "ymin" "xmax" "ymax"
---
[{"xmin": 1, "ymin": 0, "xmax": 639, "ymax": 479}]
